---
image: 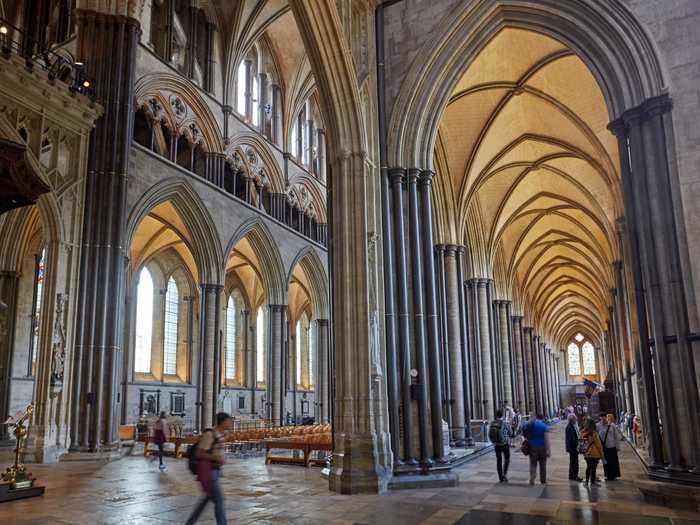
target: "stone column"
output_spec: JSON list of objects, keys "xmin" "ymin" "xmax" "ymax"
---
[
  {"xmin": 268, "ymin": 305, "xmax": 286, "ymax": 427},
  {"xmin": 456, "ymin": 248, "xmax": 473, "ymax": 445},
  {"xmin": 613, "ymin": 262, "xmax": 636, "ymax": 416},
  {"xmin": 327, "ymin": 149, "xmax": 391, "ymax": 494},
  {"xmin": 198, "ymin": 284, "xmax": 221, "ymax": 430},
  {"xmin": 532, "ymin": 335, "xmax": 542, "ymax": 416},
  {"xmin": 475, "ymin": 280, "xmax": 494, "ymax": 418},
  {"xmin": 611, "ymin": 95, "xmax": 700, "ymax": 471},
  {"xmin": 419, "ymin": 172, "xmax": 445, "ymax": 462},
  {"xmin": 407, "ymin": 169, "xmax": 430, "ymax": 465},
  {"xmin": 306, "ymin": 100, "xmax": 315, "ymax": 171},
  {"xmin": 436, "ymin": 245, "xmax": 451, "ymax": 427},
  {"xmin": 0, "ymin": 271, "xmax": 18, "ymax": 440},
  {"xmin": 522, "ymin": 328, "xmax": 536, "ymax": 415},
  {"xmin": 316, "ymin": 319, "xmax": 330, "ymax": 423},
  {"xmin": 444, "ymin": 246, "xmax": 465, "ymax": 444},
  {"xmin": 466, "ymin": 280, "xmax": 482, "ymax": 418},
  {"xmin": 497, "ymin": 301, "xmax": 513, "ymax": 407},
  {"xmin": 70, "ymin": 10, "xmax": 139, "ymax": 450},
  {"xmin": 258, "ymin": 72, "xmax": 268, "ymax": 136},
  {"xmin": 271, "ymin": 83, "xmax": 282, "ymax": 146},
  {"xmin": 389, "ymin": 168, "xmax": 415, "ymax": 464},
  {"xmin": 511, "ymin": 316, "xmax": 526, "ymax": 413},
  {"xmin": 317, "ymin": 128, "xmax": 326, "ymax": 183}
]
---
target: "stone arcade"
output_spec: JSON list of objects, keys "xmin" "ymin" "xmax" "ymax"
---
[{"xmin": 0, "ymin": 0, "xmax": 699, "ymax": 523}]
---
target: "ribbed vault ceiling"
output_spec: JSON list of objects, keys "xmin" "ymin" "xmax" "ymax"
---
[{"xmin": 436, "ymin": 28, "xmax": 623, "ymax": 350}]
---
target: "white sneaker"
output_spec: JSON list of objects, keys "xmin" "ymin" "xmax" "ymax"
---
[{"xmin": 159, "ymin": 464, "xmax": 167, "ymax": 471}]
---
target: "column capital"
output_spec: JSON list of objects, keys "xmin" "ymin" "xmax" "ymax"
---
[
  {"xmin": 316, "ymin": 318, "xmax": 329, "ymax": 327},
  {"xmin": 418, "ymin": 170, "xmax": 434, "ymax": 187},
  {"xmin": 269, "ymin": 304, "xmax": 288, "ymax": 313},
  {"xmin": 201, "ymin": 283, "xmax": 223, "ymax": 293},
  {"xmin": 434, "ymin": 244, "xmax": 446, "ymax": 254},
  {"xmin": 523, "ymin": 326, "xmax": 533, "ymax": 334},
  {"xmin": 222, "ymin": 105, "xmax": 233, "ymax": 115},
  {"xmin": 444, "ymin": 244, "xmax": 458, "ymax": 257},
  {"xmin": 406, "ymin": 167, "xmax": 421, "ymax": 183},
  {"xmin": 512, "ymin": 315, "xmax": 523, "ymax": 321},
  {"xmin": 388, "ymin": 167, "xmax": 406, "ymax": 185}
]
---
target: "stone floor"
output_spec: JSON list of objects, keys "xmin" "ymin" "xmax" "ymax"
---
[{"xmin": 2, "ymin": 423, "xmax": 699, "ymax": 524}]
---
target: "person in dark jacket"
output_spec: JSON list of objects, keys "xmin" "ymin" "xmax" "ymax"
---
[{"xmin": 565, "ymin": 414, "xmax": 582, "ymax": 481}]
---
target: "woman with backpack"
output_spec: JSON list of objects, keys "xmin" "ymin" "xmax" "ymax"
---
[{"xmin": 581, "ymin": 417, "xmax": 604, "ymax": 486}]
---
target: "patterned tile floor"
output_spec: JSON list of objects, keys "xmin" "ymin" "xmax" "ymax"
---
[{"xmin": 2, "ymin": 423, "xmax": 699, "ymax": 524}]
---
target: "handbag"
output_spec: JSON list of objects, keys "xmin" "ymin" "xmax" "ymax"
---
[{"xmin": 520, "ymin": 439, "xmax": 530, "ymax": 456}]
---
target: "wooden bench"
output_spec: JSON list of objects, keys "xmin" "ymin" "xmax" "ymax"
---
[
  {"xmin": 264, "ymin": 434, "xmax": 332, "ymax": 467},
  {"xmin": 143, "ymin": 435, "xmax": 198, "ymax": 458}
]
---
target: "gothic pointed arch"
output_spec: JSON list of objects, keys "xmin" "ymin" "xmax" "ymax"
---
[
  {"xmin": 226, "ymin": 131, "xmax": 285, "ymax": 193},
  {"xmin": 134, "ymin": 73, "xmax": 224, "ymax": 153},
  {"xmin": 126, "ymin": 178, "xmax": 224, "ymax": 284},
  {"xmin": 388, "ymin": 0, "xmax": 666, "ymax": 169},
  {"xmin": 224, "ymin": 217, "xmax": 286, "ymax": 305},
  {"xmin": 286, "ymin": 245, "xmax": 329, "ymax": 320}
]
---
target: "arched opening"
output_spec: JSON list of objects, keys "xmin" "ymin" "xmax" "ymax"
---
[{"xmin": 125, "ymin": 200, "xmax": 199, "ymax": 426}]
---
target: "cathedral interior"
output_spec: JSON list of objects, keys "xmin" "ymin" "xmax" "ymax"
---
[{"xmin": 0, "ymin": 0, "xmax": 699, "ymax": 523}]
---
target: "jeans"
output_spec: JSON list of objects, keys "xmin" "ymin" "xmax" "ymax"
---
[
  {"xmin": 529, "ymin": 446, "xmax": 548, "ymax": 484},
  {"xmin": 585, "ymin": 457, "xmax": 599, "ymax": 484},
  {"xmin": 568, "ymin": 452, "xmax": 579, "ymax": 480},
  {"xmin": 495, "ymin": 444, "xmax": 510, "ymax": 481},
  {"xmin": 186, "ymin": 469, "xmax": 227, "ymax": 525}
]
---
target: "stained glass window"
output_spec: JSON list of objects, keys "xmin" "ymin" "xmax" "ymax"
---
[
  {"xmin": 163, "ymin": 277, "xmax": 179, "ymax": 375},
  {"xmin": 582, "ymin": 341, "xmax": 596, "ymax": 375},
  {"xmin": 256, "ymin": 306, "xmax": 265, "ymax": 383},
  {"xmin": 135, "ymin": 267, "xmax": 154, "ymax": 373},
  {"xmin": 225, "ymin": 295, "xmax": 236, "ymax": 380},
  {"xmin": 567, "ymin": 342, "xmax": 581, "ymax": 376}
]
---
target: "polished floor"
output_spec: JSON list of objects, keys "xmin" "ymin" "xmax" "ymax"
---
[{"xmin": 1, "ymin": 423, "xmax": 698, "ymax": 524}]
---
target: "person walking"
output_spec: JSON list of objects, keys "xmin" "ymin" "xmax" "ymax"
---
[
  {"xmin": 186, "ymin": 412, "xmax": 234, "ymax": 525},
  {"xmin": 153, "ymin": 412, "xmax": 169, "ymax": 471},
  {"xmin": 581, "ymin": 417, "xmax": 604, "ymax": 487},
  {"xmin": 523, "ymin": 413, "xmax": 550, "ymax": 485},
  {"xmin": 489, "ymin": 409, "xmax": 512, "ymax": 482},
  {"xmin": 598, "ymin": 413, "xmax": 622, "ymax": 480},
  {"xmin": 565, "ymin": 414, "xmax": 582, "ymax": 481}
]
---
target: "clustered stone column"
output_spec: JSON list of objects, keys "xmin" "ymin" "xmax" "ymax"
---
[
  {"xmin": 70, "ymin": 9, "xmax": 139, "ymax": 450},
  {"xmin": 511, "ymin": 316, "xmax": 527, "ymax": 413},
  {"xmin": 0, "ymin": 271, "xmax": 19, "ymax": 440},
  {"xmin": 316, "ymin": 319, "xmax": 330, "ymax": 423},
  {"xmin": 380, "ymin": 167, "xmax": 447, "ymax": 475},
  {"xmin": 608, "ymin": 94, "xmax": 700, "ymax": 474},
  {"xmin": 198, "ymin": 284, "xmax": 222, "ymax": 429},
  {"xmin": 267, "ymin": 305, "xmax": 286, "ymax": 427}
]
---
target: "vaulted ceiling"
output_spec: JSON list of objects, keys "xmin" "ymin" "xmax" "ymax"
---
[{"xmin": 435, "ymin": 28, "xmax": 623, "ymax": 349}]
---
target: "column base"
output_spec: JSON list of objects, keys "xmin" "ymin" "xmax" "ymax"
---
[
  {"xmin": 388, "ymin": 470, "xmax": 458, "ymax": 490},
  {"xmin": 328, "ymin": 432, "xmax": 392, "ymax": 494}
]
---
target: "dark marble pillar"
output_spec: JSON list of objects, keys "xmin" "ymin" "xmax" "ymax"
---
[
  {"xmin": 511, "ymin": 316, "xmax": 526, "ymax": 413},
  {"xmin": 71, "ymin": 10, "xmax": 139, "ymax": 450},
  {"xmin": 418, "ymin": 172, "xmax": 445, "ymax": 462}
]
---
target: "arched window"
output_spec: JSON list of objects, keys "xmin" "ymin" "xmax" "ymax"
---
[
  {"xmin": 256, "ymin": 306, "xmax": 265, "ymax": 383},
  {"xmin": 308, "ymin": 322, "xmax": 314, "ymax": 390},
  {"xmin": 295, "ymin": 319, "xmax": 302, "ymax": 385},
  {"xmin": 236, "ymin": 61, "xmax": 246, "ymax": 115},
  {"xmin": 582, "ymin": 341, "xmax": 596, "ymax": 375},
  {"xmin": 225, "ymin": 296, "xmax": 236, "ymax": 380},
  {"xmin": 135, "ymin": 267, "xmax": 155, "ymax": 373},
  {"xmin": 163, "ymin": 276, "xmax": 179, "ymax": 375},
  {"xmin": 567, "ymin": 342, "xmax": 581, "ymax": 376},
  {"xmin": 30, "ymin": 248, "xmax": 46, "ymax": 375}
]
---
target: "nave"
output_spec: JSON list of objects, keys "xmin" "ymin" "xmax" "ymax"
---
[{"xmin": 1, "ymin": 423, "xmax": 696, "ymax": 525}]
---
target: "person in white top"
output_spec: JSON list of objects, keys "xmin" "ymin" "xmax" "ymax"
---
[{"xmin": 597, "ymin": 413, "xmax": 622, "ymax": 480}]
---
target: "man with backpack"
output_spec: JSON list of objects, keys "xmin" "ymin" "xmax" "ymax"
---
[
  {"xmin": 489, "ymin": 409, "xmax": 512, "ymax": 483},
  {"xmin": 186, "ymin": 412, "xmax": 234, "ymax": 525}
]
